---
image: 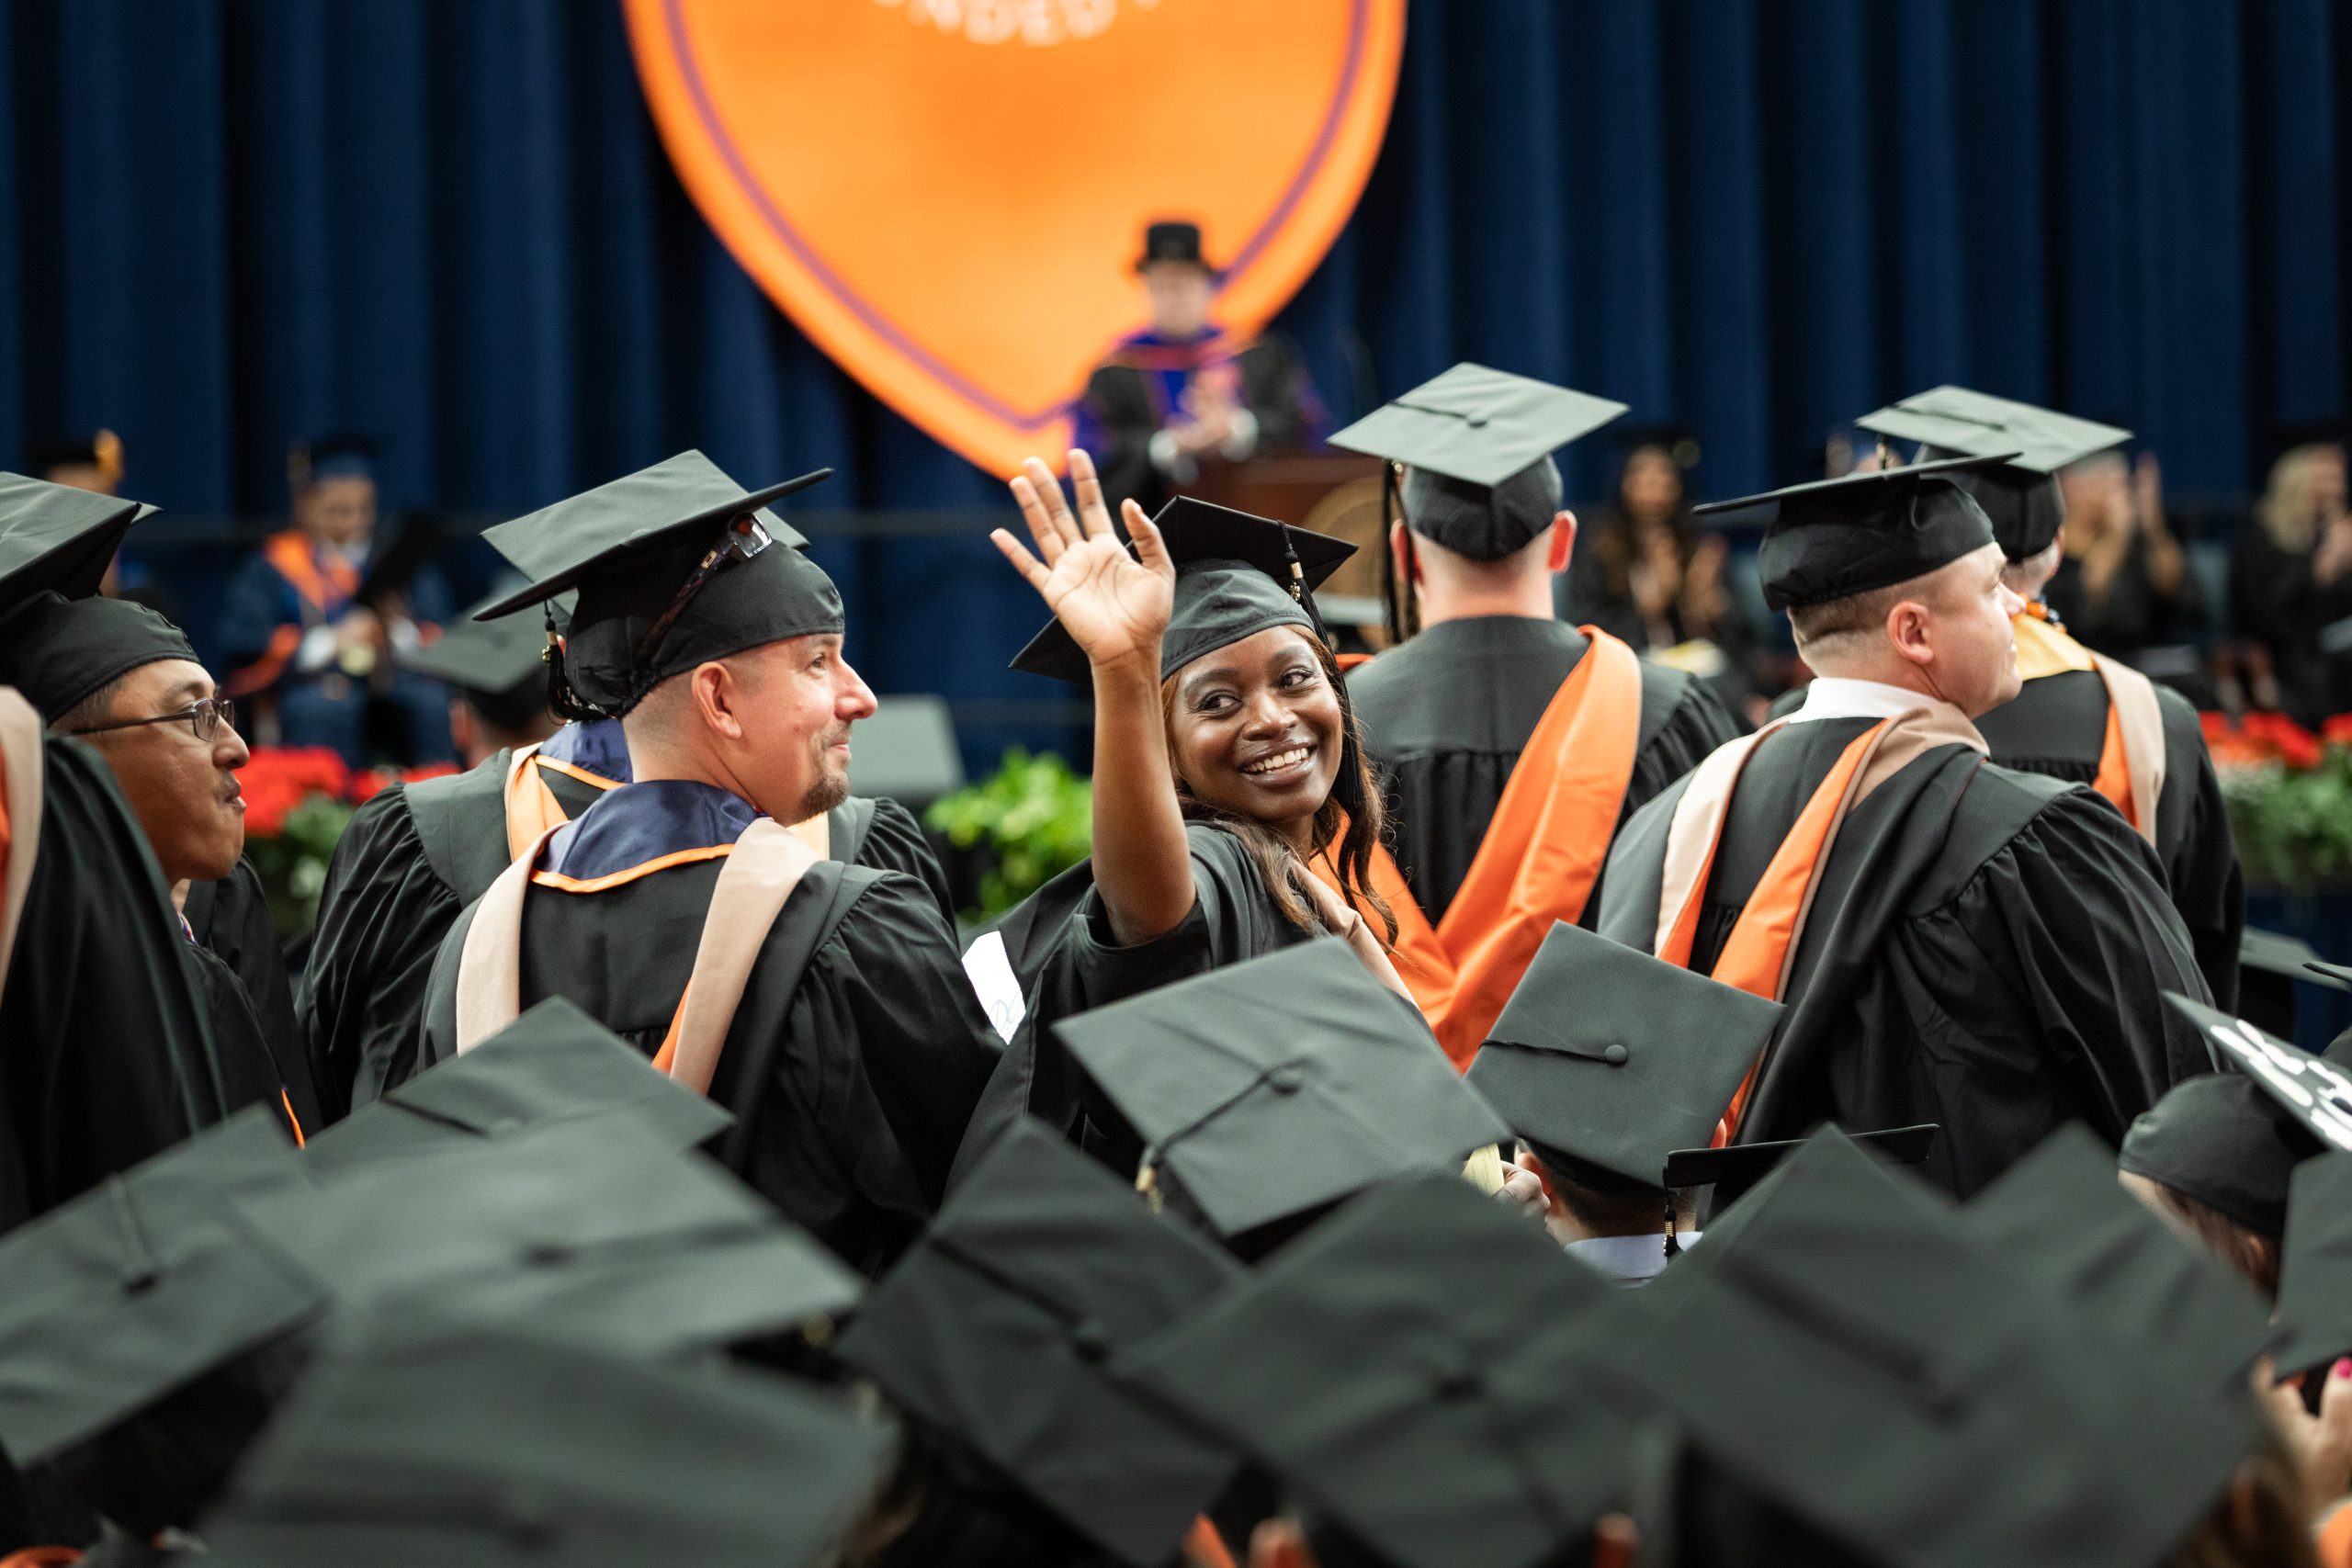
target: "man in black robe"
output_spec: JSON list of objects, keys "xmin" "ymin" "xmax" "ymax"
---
[
  {"xmin": 1853, "ymin": 388, "xmax": 2243, "ymax": 1006},
  {"xmin": 1329, "ymin": 365, "xmax": 1739, "ymax": 924},
  {"xmin": 1596, "ymin": 457, "xmax": 2211, "ymax": 1197},
  {"xmin": 400, "ymin": 455, "xmax": 997, "ymax": 1276},
  {"xmin": 304, "ymin": 457, "xmax": 956, "ymax": 1123}
]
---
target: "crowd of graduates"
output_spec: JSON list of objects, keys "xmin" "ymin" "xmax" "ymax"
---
[{"xmin": 3, "ymin": 367, "xmax": 2352, "ymax": 1568}]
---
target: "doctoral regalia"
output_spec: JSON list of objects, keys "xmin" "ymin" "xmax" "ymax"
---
[
  {"xmin": 1597, "ymin": 714, "xmax": 2211, "ymax": 1196},
  {"xmin": 409, "ymin": 779, "xmax": 997, "ymax": 1277}
]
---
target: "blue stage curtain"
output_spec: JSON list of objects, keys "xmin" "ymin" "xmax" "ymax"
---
[{"xmin": 2, "ymin": 0, "xmax": 2346, "ymax": 723}]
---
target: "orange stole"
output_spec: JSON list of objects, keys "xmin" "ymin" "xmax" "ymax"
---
[
  {"xmin": 2013, "ymin": 608, "xmax": 2160, "ymax": 839},
  {"xmin": 1654, "ymin": 719, "xmax": 1895, "ymax": 1144},
  {"xmin": 1315, "ymin": 629, "xmax": 1643, "ymax": 1067}
]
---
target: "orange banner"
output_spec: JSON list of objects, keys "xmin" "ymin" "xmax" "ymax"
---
[{"xmin": 627, "ymin": 0, "xmax": 1406, "ymax": 475}]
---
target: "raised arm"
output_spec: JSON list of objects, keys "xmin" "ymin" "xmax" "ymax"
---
[{"xmin": 993, "ymin": 451, "xmax": 1194, "ymax": 947}]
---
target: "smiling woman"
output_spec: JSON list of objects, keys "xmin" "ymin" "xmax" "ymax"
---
[{"xmin": 950, "ymin": 451, "xmax": 1408, "ymax": 1180}]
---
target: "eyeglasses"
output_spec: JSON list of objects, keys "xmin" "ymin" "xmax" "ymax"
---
[{"xmin": 65, "ymin": 696, "xmax": 238, "ymax": 742}]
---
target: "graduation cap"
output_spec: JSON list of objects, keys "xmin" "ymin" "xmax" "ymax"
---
[
  {"xmin": 1048, "ymin": 940, "xmax": 1512, "ymax": 1248},
  {"xmin": 2117, "ymin": 1071, "xmax": 2317, "ymax": 1240},
  {"xmin": 394, "ymin": 591, "xmax": 569, "ymax": 710},
  {"xmin": 2159, "ymin": 991, "xmax": 2352, "ymax": 1152},
  {"xmin": 0, "ymin": 591, "xmax": 200, "ymax": 724},
  {"xmin": 288, "ymin": 432, "xmax": 379, "ymax": 489},
  {"xmin": 0, "ymin": 1109, "xmax": 322, "ymax": 1469},
  {"xmin": 199, "ymin": 1317, "xmax": 893, "ymax": 1568},
  {"xmin": 1853, "ymin": 389, "xmax": 2130, "ymax": 564},
  {"xmin": 1468, "ymin": 921, "xmax": 1784, "ymax": 1192},
  {"xmin": 470, "ymin": 451, "xmax": 837, "ymax": 717},
  {"xmin": 1969, "ymin": 1123, "xmax": 2272, "ymax": 1395},
  {"xmin": 2236, "ymin": 925, "xmax": 2330, "ymax": 1042},
  {"xmin": 1120, "ymin": 1171, "xmax": 1635, "ymax": 1568},
  {"xmin": 833, "ymin": 1122, "xmax": 1241, "ymax": 1566},
  {"xmin": 1601, "ymin": 1130, "xmax": 2263, "ymax": 1568},
  {"xmin": 1695, "ymin": 453, "xmax": 2007, "ymax": 613},
  {"xmin": 1326, "ymin": 364, "xmax": 1625, "ymax": 563},
  {"xmin": 2270, "ymin": 1153, "xmax": 2352, "ymax": 1379},
  {"xmin": 241, "ymin": 1119, "xmax": 860, "ymax": 1358},
  {"xmin": 1135, "ymin": 219, "xmax": 1217, "ymax": 274},
  {"xmin": 299, "ymin": 996, "xmax": 733, "ymax": 1181},
  {"xmin": 1009, "ymin": 496, "xmax": 1353, "ymax": 684},
  {"xmin": 0, "ymin": 471, "xmax": 154, "ymax": 611}
]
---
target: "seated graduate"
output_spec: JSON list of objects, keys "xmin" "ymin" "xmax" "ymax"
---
[
  {"xmin": 1593, "ymin": 457, "xmax": 2212, "ymax": 1197},
  {"xmin": 1853, "ymin": 389, "xmax": 2243, "ymax": 1007},
  {"xmin": 0, "ymin": 475, "xmax": 277, "ymax": 1235},
  {"xmin": 954, "ymin": 452, "xmax": 1405, "ymax": 1176},
  {"xmin": 391, "ymin": 597, "xmax": 563, "ymax": 769},
  {"xmin": 304, "ymin": 453, "xmax": 954, "ymax": 1124},
  {"xmin": 1072, "ymin": 220, "xmax": 1326, "ymax": 517},
  {"xmin": 216, "ymin": 434, "xmax": 453, "ymax": 767},
  {"xmin": 1328, "ymin": 366, "xmax": 1740, "ymax": 1059},
  {"xmin": 407, "ymin": 458, "xmax": 998, "ymax": 1277}
]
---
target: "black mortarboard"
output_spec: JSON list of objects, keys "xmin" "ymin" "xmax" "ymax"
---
[
  {"xmin": 1135, "ymin": 220, "xmax": 1215, "ymax": 273},
  {"xmin": 1010, "ymin": 497, "xmax": 1353, "ymax": 685},
  {"xmin": 200, "ymin": 1318, "xmax": 892, "ymax": 1568},
  {"xmin": 288, "ymin": 432, "xmax": 378, "ymax": 488},
  {"xmin": 2237, "ymin": 926, "xmax": 2328, "ymax": 1041},
  {"xmin": 1327, "ymin": 365, "xmax": 1624, "ymax": 562},
  {"xmin": 1122, "ymin": 1172, "xmax": 1634, "ymax": 1568},
  {"xmin": 394, "ymin": 591, "xmax": 568, "ymax": 705},
  {"xmin": 1970, "ymin": 1123, "xmax": 2272, "ymax": 1395},
  {"xmin": 1604, "ymin": 1130, "xmax": 2261, "ymax": 1568},
  {"xmin": 1695, "ymin": 454, "xmax": 2007, "ymax": 613},
  {"xmin": 0, "ymin": 472, "xmax": 154, "ymax": 611},
  {"xmin": 0, "ymin": 592, "xmax": 200, "ymax": 722},
  {"xmin": 833, "ymin": 1122, "xmax": 1241, "ymax": 1565},
  {"xmin": 299, "ymin": 997, "xmax": 733, "ymax": 1181},
  {"xmin": 471, "ymin": 452, "xmax": 837, "ymax": 716},
  {"xmin": 241, "ymin": 1120, "xmax": 858, "ymax": 1358},
  {"xmin": 0, "ymin": 1109, "xmax": 322, "ymax": 1469},
  {"xmin": 2117, "ymin": 1072, "xmax": 2316, "ymax": 1238},
  {"xmin": 1049, "ymin": 940, "xmax": 1511, "ymax": 1246},
  {"xmin": 1659, "ymin": 1124, "xmax": 1939, "ymax": 1193},
  {"xmin": 1468, "ymin": 921, "xmax": 1782, "ymax": 1189},
  {"xmin": 1855, "ymin": 388, "xmax": 2130, "ymax": 563},
  {"xmin": 2271, "ymin": 1153, "xmax": 2352, "ymax": 1378},
  {"xmin": 2160, "ymin": 991, "xmax": 2352, "ymax": 1153}
]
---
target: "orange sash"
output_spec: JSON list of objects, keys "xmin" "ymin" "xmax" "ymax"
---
[
  {"xmin": 1651, "ymin": 705, "xmax": 1987, "ymax": 1142},
  {"xmin": 499, "ymin": 741, "xmax": 622, "ymax": 859},
  {"xmin": 2013, "ymin": 608, "xmax": 2163, "ymax": 843},
  {"xmin": 262, "ymin": 529, "xmax": 358, "ymax": 622},
  {"xmin": 1316, "ymin": 629, "xmax": 1644, "ymax": 1067}
]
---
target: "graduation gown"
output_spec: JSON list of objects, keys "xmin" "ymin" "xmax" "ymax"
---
[
  {"xmin": 304, "ymin": 716, "xmax": 954, "ymax": 1120},
  {"xmin": 1346, "ymin": 617, "xmax": 1740, "ymax": 923},
  {"xmin": 410, "ymin": 780, "xmax": 998, "ymax": 1278},
  {"xmin": 1596, "ymin": 717, "xmax": 2212, "ymax": 1197},
  {"xmin": 0, "ymin": 737, "xmax": 266, "ymax": 1232},
  {"xmin": 1973, "ymin": 664, "xmax": 2243, "ymax": 1009},
  {"xmin": 181, "ymin": 857, "xmax": 319, "ymax": 1131},
  {"xmin": 951, "ymin": 821, "xmax": 1319, "ymax": 1185}
]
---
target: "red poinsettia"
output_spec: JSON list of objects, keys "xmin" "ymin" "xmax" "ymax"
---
[{"xmin": 236, "ymin": 747, "xmax": 351, "ymax": 837}]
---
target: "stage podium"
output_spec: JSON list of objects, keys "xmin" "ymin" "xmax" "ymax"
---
[{"xmin": 1185, "ymin": 454, "xmax": 1391, "ymax": 649}]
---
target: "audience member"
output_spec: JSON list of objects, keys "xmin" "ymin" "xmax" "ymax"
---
[
  {"xmin": 2232, "ymin": 431, "xmax": 2352, "ymax": 723},
  {"xmin": 2044, "ymin": 448, "xmax": 2200, "ymax": 663}
]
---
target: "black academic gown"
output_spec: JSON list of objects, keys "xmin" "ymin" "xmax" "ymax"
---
[
  {"xmin": 1973, "ymin": 672, "xmax": 2243, "ymax": 1008},
  {"xmin": 1345, "ymin": 617, "xmax": 1741, "ymax": 923},
  {"xmin": 0, "ymin": 741, "xmax": 288, "ymax": 1230},
  {"xmin": 951, "ymin": 821, "xmax": 1318, "ymax": 1185},
  {"xmin": 1596, "ymin": 720, "xmax": 2213, "ymax": 1198},
  {"xmin": 305, "ymin": 717, "xmax": 954, "ymax": 1120},
  {"xmin": 407, "ymin": 782, "xmax": 997, "ymax": 1279},
  {"xmin": 181, "ymin": 858, "xmax": 320, "ymax": 1132}
]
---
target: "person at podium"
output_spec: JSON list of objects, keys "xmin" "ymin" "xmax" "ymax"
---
[{"xmin": 1072, "ymin": 220, "xmax": 1326, "ymax": 514}]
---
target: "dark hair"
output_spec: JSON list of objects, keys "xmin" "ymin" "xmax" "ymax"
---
[
  {"xmin": 1529, "ymin": 1145, "xmax": 1694, "ymax": 1238},
  {"xmin": 2132, "ymin": 1178, "xmax": 2284, "ymax": 1300},
  {"xmin": 1159, "ymin": 632, "xmax": 1395, "ymax": 946},
  {"xmin": 458, "ymin": 679, "xmax": 556, "ymax": 739},
  {"xmin": 47, "ymin": 673, "xmax": 126, "ymax": 737},
  {"xmin": 832, "ymin": 1422, "xmax": 1132, "ymax": 1568}
]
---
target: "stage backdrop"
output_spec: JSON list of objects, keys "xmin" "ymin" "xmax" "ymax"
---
[{"xmin": 0, "ymin": 0, "xmax": 2346, "ymax": 741}]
